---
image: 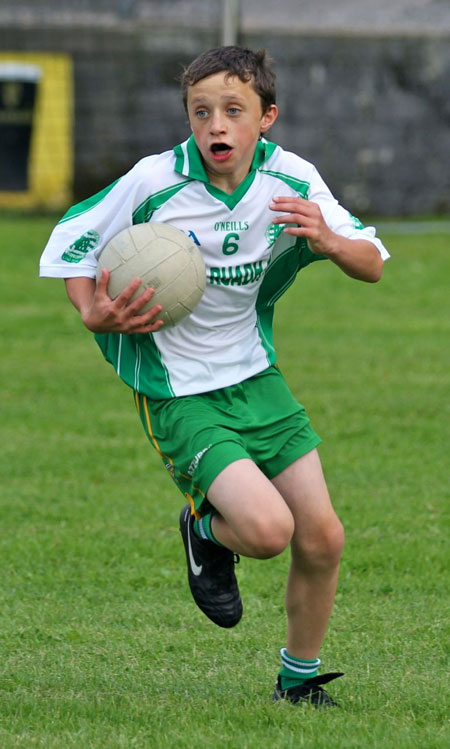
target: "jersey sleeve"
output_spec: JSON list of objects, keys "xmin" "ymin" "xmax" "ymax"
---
[
  {"xmin": 307, "ymin": 166, "xmax": 390, "ymax": 261},
  {"xmin": 39, "ymin": 158, "xmax": 156, "ymax": 278}
]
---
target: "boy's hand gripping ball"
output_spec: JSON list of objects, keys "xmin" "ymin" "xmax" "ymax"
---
[{"xmin": 96, "ymin": 222, "xmax": 206, "ymax": 327}]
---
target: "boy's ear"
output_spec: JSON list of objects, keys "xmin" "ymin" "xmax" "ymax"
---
[{"xmin": 260, "ymin": 104, "xmax": 278, "ymax": 134}]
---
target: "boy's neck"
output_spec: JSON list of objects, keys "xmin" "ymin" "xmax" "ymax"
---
[
  {"xmin": 207, "ymin": 171, "xmax": 247, "ymax": 194},
  {"xmin": 203, "ymin": 153, "xmax": 255, "ymax": 194}
]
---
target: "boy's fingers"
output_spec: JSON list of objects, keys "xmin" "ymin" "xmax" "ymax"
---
[
  {"xmin": 97, "ymin": 274, "xmax": 163, "ymax": 313},
  {"xmin": 270, "ymin": 205, "xmax": 307, "ymax": 223},
  {"xmin": 127, "ymin": 304, "xmax": 165, "ymax": 333},
  {"xmin": 126, "ymin": 288, "xmax": 161, "ymax": 316},
  {"xmin": 112, "ymin": 277, "xmax": 146, "ymax": 307},
  {"xmin": 270, "ymin": 197, "xmax": 316, "ymax": 216},
  {"xmin": 134, "ymin": 302, "xmax": 163, "ymax": 321},
  {"xmin": 133, "ymin": 318, "xmax": 165, "ymax": 334},
  {"xmin": 270, "ymin": 196, "xmax": 308, "ymax": 208},
  {"xmin": 96, "ymin": 267, "xmax": 110, "ymax": 292},
  {"xmin": 272, "ymin": 195, "xmax": 308, "ymax": 203},
  {"xmin": 276, "ymin": 213, "xmax": 313, "ymax": 225},
  {"xmin": 94, "ymin": 272, "xmax": 165, "ymax": 330}
]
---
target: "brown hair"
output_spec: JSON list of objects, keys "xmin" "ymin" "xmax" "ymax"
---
[{"xmin": 180, "ymin": 46, "xmax": 276, "ymax": 114}]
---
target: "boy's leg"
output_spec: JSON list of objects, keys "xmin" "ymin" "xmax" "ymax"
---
[
  {"xmin": 208, "ymin": 447, "xmax": 343, "ymax": 656},
  {"xmin": 207, "ymin": 448, "xmax": 345, "ymax": 706},
  {"xmin": 270, "ymin": 447, "xmax": 345, "ymax": 707},
  {"xmin": 271, "ymin": 447, "xmax": 344, "ymax": 659},
  {"xmin": 179, "ymin": 456, "xmax": 295, "ymax": 630},
  {"xmin": 207, "ymin": 458, "xmax": 295, "ymax": 558}
]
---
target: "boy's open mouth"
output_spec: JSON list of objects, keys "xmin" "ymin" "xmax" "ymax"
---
[{"xmin": 210, "ymin": 143, "xmax": 233, "ymax": 161}]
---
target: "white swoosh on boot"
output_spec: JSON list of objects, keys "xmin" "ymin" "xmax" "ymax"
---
[{"xmin": 186, "ymin": 513, "xmax": 203, "ymax": 576}]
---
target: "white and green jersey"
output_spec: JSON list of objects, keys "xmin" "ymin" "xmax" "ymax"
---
[{"xmin": 40, "ymin": 136, "xmax": 389, "ymax": 399}]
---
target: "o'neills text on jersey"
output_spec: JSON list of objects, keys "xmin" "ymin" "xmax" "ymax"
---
[
  {"xmin": 214, "ymin": 221, "xmax": 249, "ymax": 232},
  {"xmin": 209, "ymin": 260, "xmax": 267, "ymax": 286}
]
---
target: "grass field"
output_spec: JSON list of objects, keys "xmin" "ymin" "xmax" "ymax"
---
[{"xmin": 0, "ymin": 213, "xmax": 449, "ymax": 747}]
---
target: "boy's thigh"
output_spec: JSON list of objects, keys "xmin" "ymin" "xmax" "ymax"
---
[
  {"xmin": 271, "ymin": 450, "xmax": 345, "ymax": 561},
  {"xmin": 271, "ymin": 448, "xmax": 337, "ymax": 528},
  {"xmin": 207, "ymin": 457, "xmax": 291, "ymax": 527}
]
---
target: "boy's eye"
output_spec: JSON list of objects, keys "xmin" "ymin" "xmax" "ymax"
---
[
  {"xmin": 227, "ymin": 107, "xmax": 241, "ymax": 115},
  {"xmin": 196, "ymin": 109, "xmax": 208, "ymax": 119}
]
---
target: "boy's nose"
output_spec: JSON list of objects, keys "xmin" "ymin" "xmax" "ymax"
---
[{"xmin": 209, "ymin": 111, "xmax": 226, "ymax": 134}]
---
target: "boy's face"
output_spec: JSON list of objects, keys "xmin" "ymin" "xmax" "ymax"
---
[{"xmin": 186, "ymin": 72, "xmax": 278, "ymax": 192}]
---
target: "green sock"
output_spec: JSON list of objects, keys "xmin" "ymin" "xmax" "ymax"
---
[
  {"xmin": 279, "ymin": 648, "xmax": 321, "ymax": 690},
  {"xmin": 193, "ymin": 512, "xmax": 223, "ymax": 546}
]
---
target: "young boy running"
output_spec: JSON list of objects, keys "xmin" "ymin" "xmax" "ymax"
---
[{"xmin": 40, "ymin": 46, "xmax": 389, "ymax": 707}]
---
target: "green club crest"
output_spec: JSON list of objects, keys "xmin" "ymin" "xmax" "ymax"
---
[
  {"xmin": 62, "ymin": 230, "xmax": 100, "ymax": 263},
  {"xmin": 265, "ymin": 222, "xmax": 285, "ymax": 248}
]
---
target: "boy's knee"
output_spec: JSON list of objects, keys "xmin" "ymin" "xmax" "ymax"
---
[
  {"xmin": 295, "ymin": 515, "xmax": 345, "ymax": 569},
  {"xmin": 325, "ymin": 517, "xmax": 345, "ymax": 563},
  {"xmin": 243, "ymin": 510, "xmax": 294, "ymax": 559}
]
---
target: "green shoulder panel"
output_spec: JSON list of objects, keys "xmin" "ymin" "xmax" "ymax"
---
[
  {"xmin": 58, "ymin": 179, "xmax": 121, "ymax": 224},
  {"xmin": 132, "ymin": 180, "xmax": 192, "ymax": 224},
  {"xmin": 258, "ymin": 169, "xmax": 310, "ymax": 197}
]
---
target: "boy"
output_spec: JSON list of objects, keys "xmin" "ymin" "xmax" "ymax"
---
[{"xmin": 40, "ymin": 46, "xmax": 389, "ymax": 707}]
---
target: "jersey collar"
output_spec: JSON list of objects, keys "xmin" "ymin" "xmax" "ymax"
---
[{"xmin": 173, "ymin": 135, "xmax": 277, "ymax": 182}]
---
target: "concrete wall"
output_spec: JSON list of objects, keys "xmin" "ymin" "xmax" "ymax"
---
[{"xmin": 1, "ymin": 17, "xmax": 449, "ymax": 215}]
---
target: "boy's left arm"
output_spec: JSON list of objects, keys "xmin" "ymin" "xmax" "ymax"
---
[{"xmin": 270, "ymin": 196, "xmax": 384, "ymax": 283}]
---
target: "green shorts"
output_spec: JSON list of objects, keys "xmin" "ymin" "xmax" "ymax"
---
[{"xmin": 134, "ymin": 366, "xmax": 321, "ymax": 517}]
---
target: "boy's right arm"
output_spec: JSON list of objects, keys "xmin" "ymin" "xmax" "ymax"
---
[{"xmin": 65, "ymin": 269, "xmax": 164, "ymax": 335}]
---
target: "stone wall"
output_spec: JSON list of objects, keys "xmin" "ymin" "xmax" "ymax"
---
[{"xmin": 0, "ymin": 15, "xmax": 449, "ymax": 215}]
